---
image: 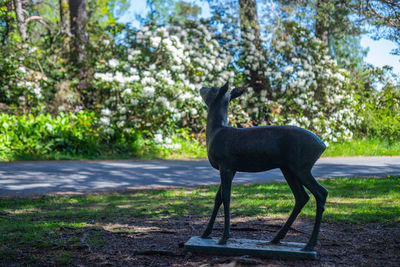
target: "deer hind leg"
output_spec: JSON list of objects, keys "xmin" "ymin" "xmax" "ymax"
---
[
  {"xmin": 218, "ymin": 168, "xmax": 235, "ymax": 245},
  {"xmin": 271, "ymin": 168, "xmax": 310, "ymax": 244},
  {"xmin": 297, "ymin": 170, "xmax": 328, "ymax": 251},
  {"xmin": 201, "ymin": 185, "xmax": 222, "ymax": 238}
]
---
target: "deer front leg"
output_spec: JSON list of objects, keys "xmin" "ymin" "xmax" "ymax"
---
[
  {"xmin": 201, "ymin": 185, "xmax": 222, "ymax": 238},
  {"xmin": 218, "ymin": 168, "xmax": 235, "ymax": 245}
]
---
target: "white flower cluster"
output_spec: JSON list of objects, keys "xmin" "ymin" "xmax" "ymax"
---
[{"xmin": 154, "ymin": 131, "xmax": 182, "ymax": 150}]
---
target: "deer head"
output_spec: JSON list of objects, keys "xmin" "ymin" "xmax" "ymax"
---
[{"xmin": 200, "ymin": 82, "xmax": 246, "ymax": 108}]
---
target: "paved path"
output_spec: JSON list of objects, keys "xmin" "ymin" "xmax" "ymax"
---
[{"xmin": 0, "ymin": 157, "xmax": 399, "ymax": 197}]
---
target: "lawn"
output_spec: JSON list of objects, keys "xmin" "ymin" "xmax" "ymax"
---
[
  {"xmin": 0, "ymin": 176, "xmax": 399, "ymax": 265},
  {"xmin": 323, "ymin": 137, "xmax": 400, "ymax": 157}
]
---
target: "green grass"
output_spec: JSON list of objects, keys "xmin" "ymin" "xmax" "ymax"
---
[
  {"xmin": 324, "ymin": 137, "xmax": 400, "ymax": 157},
  {"xmin": 54, "ymin": 252, "xmax": 73, "ymax": 265},
  {"xmin": 0, "ymin": 176, "xmax": 399, "ymax": 261}
]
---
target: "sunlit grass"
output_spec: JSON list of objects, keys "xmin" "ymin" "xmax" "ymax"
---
[{"xmin": 324, "ymin": 137, "xmax": 400, "ymax": 157}]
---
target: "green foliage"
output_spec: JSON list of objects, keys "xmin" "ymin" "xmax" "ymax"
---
[
  {"xmin": 0, "ymin": 0, "xmax": 14, "ymax": 44},
  {"xmin": 145, "ymin": 0, "xmax": 201, "ymax": 25},
  {"xmin": 349, "ymin": 66, "xmax": 400, "ymax": 141},
  {"xmin": 333, "ymin": 35, "xmax": 368, "ymax": 70},
  {"xmin": 0, "ymin": 111, "xmax": 100, "ymax": 160},
  {"xmin": 88, "ymin": 0, "xmax": 129, "ymax": 27},
  {"xmin": 357, "ymin": 86, "xmax": 400, "ymax": 141},
  {"xmin": 0, "ymin": 112, "xmax": 205, "ymax": 161}
]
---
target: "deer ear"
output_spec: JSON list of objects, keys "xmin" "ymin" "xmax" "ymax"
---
[
  {"xmin": 230, "ymin": 86, "xmax": 246, "ymax": 100},
  {"xmin": 218, "ymin": 81, "xmax": 229, "ymax": 97}
]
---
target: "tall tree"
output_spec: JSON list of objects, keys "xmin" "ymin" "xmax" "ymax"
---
[{"xmin": 275, "ymin": 0, "xmax": 365, "ymax": 62}]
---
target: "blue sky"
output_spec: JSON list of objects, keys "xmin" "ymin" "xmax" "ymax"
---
[
  {"xmin": 360, "ymin": 36, "xmax": 399, "ymax": 74},
  {"xmin": 118, "ymin": 0, "xmax": 400, "ymax": 75}
]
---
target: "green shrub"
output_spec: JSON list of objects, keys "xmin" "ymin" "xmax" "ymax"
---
[
  {"xmin": 356, "ymin": 86, "xmax": 400, "ymax": 141},
  {"xmin": 0, "ymin": 112, "xmax": 206, "ymax": 161},
  {"xmin": 0, "ymin": 111, "xmax": 100, "ymax": 160}
]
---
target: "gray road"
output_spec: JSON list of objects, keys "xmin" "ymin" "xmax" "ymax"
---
[{"xmin": 0, "ymin": 157, "xmax": 399, "ymax": 197}]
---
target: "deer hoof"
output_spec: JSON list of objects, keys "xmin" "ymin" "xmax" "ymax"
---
[
  {"xmin": 301, "ymin": 244, "xmax": 314, "ymax": 251},
  {"xmin": 217, "ymin": 237, "xmax": 228, "ymax": 245},
  {"xmin": 200, "ymin": 229, "xmax": 211, "ymax": 239},
  {"xmin": 270, "ymin": 239, "xmax": 281, "ymax": 244},
  {"xmin": 270, "ymin": 235, "xmax": 282, "ymax": 244},
  {"xmin": 200, "ymin": 233, "xmax": 211, "ymax": 239}
]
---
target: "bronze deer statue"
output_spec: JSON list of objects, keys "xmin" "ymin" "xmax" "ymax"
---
[{"xmin": 199, "ymin": 82, "xmax": 328, "ymax": 251}]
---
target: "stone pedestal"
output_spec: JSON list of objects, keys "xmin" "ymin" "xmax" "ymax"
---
[{"xmin": 184, "ymin": 236, "xmax": 317, "ymax": 260}]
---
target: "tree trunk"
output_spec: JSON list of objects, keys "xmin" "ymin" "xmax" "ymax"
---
[
  {"xmin": 59, "ymin": 0, "xmax": 71, "ymax": 57},
  {"xmin": 238, "ymin": 0, "xmax": 268, "ymax": 94},
  {"xmin": 68, "ymin": 0, "xmax": 89, "ymax": 101},
  {"xmin": 68, "ymin": 0, "xmax": 88, "ymax": 65},
  {"xmin": 239, "ymin": 0, "xmax": 260, "ymax": 41},
  {"xmin": 315, "ymin": 0, "xmax": 329, "ymax": 47},
  {"xmin": 13, "ymin": 0, "xmax": 26, "ymax": 40}
]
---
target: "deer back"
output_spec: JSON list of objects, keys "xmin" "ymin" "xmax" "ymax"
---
[{"xmin": 207, "ymin": 125, "xmax": 325, "ymax": 173}]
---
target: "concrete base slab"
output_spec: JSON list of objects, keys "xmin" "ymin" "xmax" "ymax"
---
[{"xmin": 184, "ymin": 236, "xmax": 317, "ymax": 260}]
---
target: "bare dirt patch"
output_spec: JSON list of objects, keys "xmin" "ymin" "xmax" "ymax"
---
[{"xmin": 3, "ymin": 216, "xmax": 399, "ymax": 266}]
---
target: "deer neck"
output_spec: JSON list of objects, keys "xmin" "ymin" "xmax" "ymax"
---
[{"xmin": 206, "ymin": 103, "xmax": 229, "ymax": 145}]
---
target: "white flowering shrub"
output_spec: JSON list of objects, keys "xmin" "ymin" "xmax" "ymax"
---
[
  {"xmin": 232, "ymin": 21, "xmax": 358, "ymax": 143},
  {"xmin": 93, "ymin": 19, "xmax": 359, "ymax": 143},
  {"xmin": 0, "ymin": 44, "xmax": 47, "ymax": 112},
  {"xmin": 94, "ymin": 20, "xmax": 235, "ymax": 136}
]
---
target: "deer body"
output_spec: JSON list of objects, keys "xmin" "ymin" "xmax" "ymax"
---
[
  {"xmin": 200, "ymin": 82, "xmax": 328, "ymax": 251},
  {"xmin": 207, "ymin": 126, "xmax": 325, "ymax": 173}
]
